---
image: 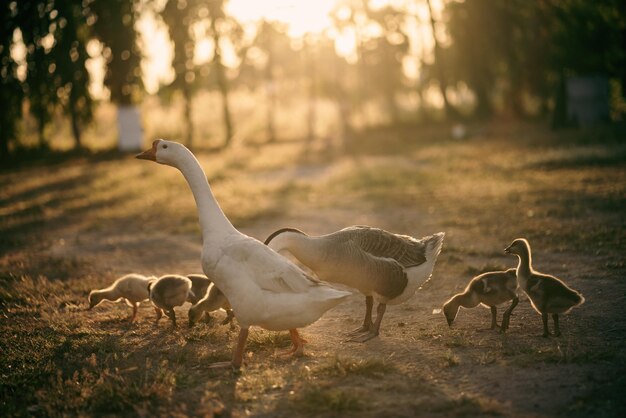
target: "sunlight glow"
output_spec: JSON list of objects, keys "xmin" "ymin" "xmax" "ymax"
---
[
  {"xmin": 128, "ymin": 0, "xmax": 444, "ymax": 96},
  {"xmin": 227, "ymin": 0, "xmax": 337, "ymax": 37}
]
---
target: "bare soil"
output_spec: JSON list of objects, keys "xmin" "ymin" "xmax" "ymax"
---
[{"xmin": 1, "ymin": 123, "xmax": 625, "ymax": 417}]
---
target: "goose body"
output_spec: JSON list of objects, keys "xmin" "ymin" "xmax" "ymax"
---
[
  {"xmin": 505, "ymin": 238, "xmax": 584, "ymax": 337},
  {"xmin": 137, "ymin": 139, "xmax": 351, "ymax": 367},
  {"xmin": 188, "ymin": 282, "xmax": 233, "ymax": 327},
  {"xmin": 88, "ymin": 273, "xmax": 156, "ymax": 322},
  {"xmin": 149, "ymin": 274, "xmax": 194, "ymax": 327},
  {"xmin": 442, "ymin": 269, "xmax": 519, "ymax": 331},
  {"xmin": 265, "ymin": 226, "xmax": 444, "ymax": 341}
]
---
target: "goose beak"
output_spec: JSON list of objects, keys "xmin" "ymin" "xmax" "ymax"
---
[
  {"xmin": 446, "ymin": 316, "xmax": 453, "ymax": 327},
  {"xmin": 136, "ymin": 140, "xmax": 159, "ymax": 161},
  {"xmin": 504, "ymin": 246, "xmax": 512, "ymax": 254}
]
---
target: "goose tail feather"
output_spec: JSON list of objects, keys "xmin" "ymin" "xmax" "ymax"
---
[{"xmin": 425, "ymin": 232, "xmax": 445, "ymax": 262}]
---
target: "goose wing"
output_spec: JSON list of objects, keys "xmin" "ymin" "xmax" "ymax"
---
[
  {"xmin": 221, "ymin": 237, "xmax": 327, "ymax": 294},
  {"xmin": 332, "ymin": 226, "xmax": 427, "ymax": 268}
]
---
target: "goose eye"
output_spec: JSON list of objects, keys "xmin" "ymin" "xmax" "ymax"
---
[{"xmin": 162, "ymin": 144, "xmax": 168, "ymax": 149}]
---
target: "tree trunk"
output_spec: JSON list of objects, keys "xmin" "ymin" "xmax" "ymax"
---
[
  {"xmin": 70, "ymin": 105, "xmax": 82, "ymax": 149},
  {"xmin": 37, "ymin": 109, "xmax": 47, "ymax": 149},
  {"xmin": 0, "ymin": 135, "xmax": 8, "ymax": 160},
  {"xmin": 551, "ymin": 71, "xmax": 568, "ymax": 129},
  {"xmin": 306, "ymin": 57, "xmax": 317, "ymax": 143},
  {"xmin": 425, "ymin": 0, "xmax": 455, "ymax": 120},
  {"xmin": 211, "ymin": 25, "xmax": 234, "ymax": 148},
  {"xmin": 183, "ymin": 86, "xmax": 193, "ymax": 148}
]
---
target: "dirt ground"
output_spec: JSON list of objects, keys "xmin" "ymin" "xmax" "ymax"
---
[{"xmin": 1, "ymin": 123, "xmax": 625, "ymax": 417}]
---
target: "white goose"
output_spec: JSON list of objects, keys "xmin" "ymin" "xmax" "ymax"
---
[
  {"xmin": 136, "ymin": 139, "xmax": 351, "ymax": 368},
  {"xmin": 265, "ymin": 226, "xmax": 444, "ymax": 341}
]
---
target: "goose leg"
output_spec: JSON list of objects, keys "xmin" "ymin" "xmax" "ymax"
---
[
  {"xmin": 347, "ymin": 296, "xmax": 374, "ymax": 336},
  {"xmin": 221, "ymin": 309, "xmax": 235, "ymax": 326},
  {"xmin": 552, "ymin": 314, "xmax": 561, "ymax": 337},
  {"xmin": 209, "ymin": 327, "xmax": 249, "ymax": 370},
  {"xmin": 165, "ymin": 308, "xmax": 177, "ymax": 327},
  {"xmin": 541, "ymin": 312, "xmax": 550, "ymax": 337},
  {"xmin": 500, "ymin": 297, "xmax": 519, "ymax": 333},
  {"xmin": 280, "ymin": 329, "xmax": 307, "ymax": 357},
  {"xmin": 350, "ymin": 303, "xmax": 386, "ymax": 343},
  {"xmin": 129, "ymin": 303, "xmax": 138, "ymax": 323},
  {"xmin": 489, "ymin": 306, "xmax": 498, "ymax": 330}
]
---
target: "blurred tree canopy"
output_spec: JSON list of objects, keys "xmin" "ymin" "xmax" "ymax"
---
[
  {"xmin": 444, "ymin": 0, "xmax": 626, "ymax": 122},
  {"xmin": 1, "ymin": 0, "xmax": 625, "ymax": 161}
]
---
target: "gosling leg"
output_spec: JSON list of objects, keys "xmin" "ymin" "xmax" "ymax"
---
[
  {"xmin": 489, "ymin": 306, "xmax": 498, "ymax": 330},
  {"xmin": 552, "ymin": 314, "xmax": 561, "ymax": 337},
  {"xmin": 154, "ymin": 307, "xmax": 163, "ymax": 324},
  {"xmin": 541, "ymin": 312, "xmax": 549, "ymax": 337},
  {"xmin": 129, "ymin": 303, "xmax": 138, "ymax": 323},
  {"xmin": 500, "ymin": 296, "xmax": 519, "ymax": 333},
  {"xmin": 165, "ymin": 308, "xmax": 177, "ymax": 327}
]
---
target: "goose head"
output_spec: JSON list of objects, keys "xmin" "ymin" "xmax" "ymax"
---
[
  {"xmin": 504, "ymin": 238, "xmax": 530, "ymax": 256},
  {"xmin": 442, "ymin": 301, "xmax": 458, "ymax": 327},
  {"xmin": 136, "ymin": 139, "xmax": 189, "ymax": 167},
  {"xmin": 87, "ymin": 291, "xmax": 100, "ymax": 310}
]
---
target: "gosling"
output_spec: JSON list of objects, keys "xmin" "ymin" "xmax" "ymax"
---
[
  {"xmin": 88, "ymin": 274, "xmax": 156, "ymax": 322},
  {"xmin": 442, "ymin": 269, "xmax": 519, "ymax": 332},
  {"xmin": 187, "ymin": 274, "xmax": 212, "ymax": 304},
  {"xmin": 505, "ymin": 238, "xmax": 585, "ymax": 337},
  {"xmin": 188, "ymin": 283, "xmax": 234, "ymax": 328},
  {"xmin": 149, "ymin": 274, "xmax": 194, "ymax": 327}
]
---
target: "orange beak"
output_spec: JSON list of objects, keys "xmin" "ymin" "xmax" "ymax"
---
[{"xmin": 136, "ymin": 140, "xmax": 160, "ymax": 161}]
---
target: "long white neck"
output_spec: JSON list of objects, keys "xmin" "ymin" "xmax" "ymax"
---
[{"xmin": 177, "ymin": 150, "xmax": 237, "ymax": 239}]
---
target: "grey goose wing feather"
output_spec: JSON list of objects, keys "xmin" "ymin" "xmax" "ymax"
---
[{"xmin": 333, "ymin": 226, "xmax": 427, "ymax": 268}]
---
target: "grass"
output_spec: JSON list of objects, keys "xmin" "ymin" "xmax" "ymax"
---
[
  {"xmin": 319, "ymin": 355, "xmax": 397, "ymax": 378},
  {"xmin": 1, "ymin": 121, "xmax": 625, "ymax": 416},
  {"xmin": 291, "ymin": 385, "xmax": 363, "ymax": 414}
]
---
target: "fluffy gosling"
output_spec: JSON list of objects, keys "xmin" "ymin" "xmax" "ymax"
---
[
  {"xmin": 443, "ymin": 269, "xmax": 519, "ymax": 332},
  {"xmin": 88, "ymin": 274, "xmax": 156, "ymax": 322},
  {"xmin": 505, "ymin": 238, "xmax": 585, "ymax": 337},
  {"xmin": 188, "ymin": 283, "xmax": 234, "ymax": 328},
  {"xmin": 149, "ymin": 274, "xmax": 194, "ymax": 327},
  {"xmin": 187, "ymin": 274, "xmax": 212, "ymax": 304}
]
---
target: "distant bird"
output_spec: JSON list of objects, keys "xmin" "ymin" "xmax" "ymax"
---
[
  {"xmin": 188, "ymin": 282, "xmax": 234, "ymax": 328},
  {"xmin": 265, "ymin": 226, "xmax": 444, "ymax": 342},
  {"xmin": 137, "ymin": 139, "xmax": 351, "ymax": 368},
  {"xmin": 149, "ymin": 274, "xmax": 194, "ymax": 328},
  {"xmin": 442, "ymin": 269, "xmax": 519, "ymax": 331},
  {"xmin": 505, "ymin": 238, "xmax": 585, "ymax": 337},
  {"xmin": 88, "ymin": 274, "xmax": 156, "ymax": 322}
]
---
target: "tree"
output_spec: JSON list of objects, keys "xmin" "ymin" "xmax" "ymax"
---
[
  {"xmin": 161, "ymin": 0, "xmax": 199, "ymax": 147},
  {"xmin": 0, "ymin": 2, "xmax": 23, "ymax": 160},
  {"xmin": 206, "ymin": 0, "xmax": 239, "ymax": 148},
  {"xmin": 51, "ymin": 0, "xmax": 93, "ymax": 148},
  {"xmin": 90, "ymin": 0, "xmax": 142, "ymax": 105},
  {"xmin": 252, "ymin": 20, "xmax": 297, "ymax": 142}
]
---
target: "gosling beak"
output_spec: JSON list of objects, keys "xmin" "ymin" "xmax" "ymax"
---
[
  {"xmin": 446, "ymin": 316, "xmax": 453, "ymax": 327},
  {"xmin": 135, "ymin": 140, "xmax": 160, "ymax": 161}
]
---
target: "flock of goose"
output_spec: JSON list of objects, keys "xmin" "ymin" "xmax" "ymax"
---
[{"xmin": 88, "ymin": 139, "xmax": 585, "ymax": 369}]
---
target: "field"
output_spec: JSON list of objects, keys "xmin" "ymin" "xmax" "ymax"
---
[{"xmin": 1, "ymin": 122, "xmax": 625, "ymax": 417}]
